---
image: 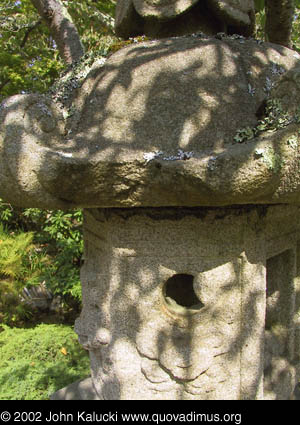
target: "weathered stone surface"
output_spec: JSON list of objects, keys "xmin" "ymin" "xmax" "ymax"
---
[
  {"xmin": 2, "ymin": 37, "xmax": 300, "ymax": 210},
  {"xmin": 50, "ymin": 377, "xmax": 100, "ymax": 400},
  {"xmin": 133, "ymin": 0, "xmax": 198, "ymax": 18},
  {"xmin": 115, "ymin": 0, "xmax": 255, "ymax": 38},
  {"xmin": 209, "ymin": 0, "xmax": 254, "ymax": 27},
  {"xmin": 74, "ymin": 204, "xmax": 300, "ymax": 399}
]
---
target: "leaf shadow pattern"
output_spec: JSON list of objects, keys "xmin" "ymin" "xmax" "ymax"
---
[
  {"xmin": 2, "ymin": 36, "xmax": 300, "ymax": 208},
  {"xmin": 2, "ymin": 35, "xmax": 300, "ymax": 399},
  {"xmin": 76, "ymin": 203, "xmax": 300, "ymax": 400}
]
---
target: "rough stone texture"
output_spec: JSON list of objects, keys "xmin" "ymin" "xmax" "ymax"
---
[
  {"xmin": 115, "ymin": 0, "xmax": 255, "ymax": 38},
  {"xmin": 1, "ymin": 34, "xmax": 300, "ymax": 400},
  {"xmin": 133, "ymin": 0, "xmax": 198, "ymax": 18},
  {"xmin": 74, "ymin": 204, "xmax": 300, "ymax": 400},
  {"xmin": 50, "ymin": 377, "xmax": 100, "ymax": 400},
  {"xmin": 2, "ymin": 37, "xmax": 300, "ymax": 210}
]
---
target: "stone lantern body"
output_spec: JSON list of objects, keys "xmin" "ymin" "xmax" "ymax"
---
[
  {"xmin": 74, "ymin": 205, "xmax": 300, "ymax": 400},
  {"xmin": 1, "ymin": 35, "xmax": 300, "ymax": 399}
]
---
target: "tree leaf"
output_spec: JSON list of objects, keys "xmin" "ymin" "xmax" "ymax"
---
[
  {"xmin": 255, "ymin": 0, "xmax": 265, "ymax": 12},
  {"xmin": 60, "ymin": 347, "xmax": 67, "ymax": 356}
]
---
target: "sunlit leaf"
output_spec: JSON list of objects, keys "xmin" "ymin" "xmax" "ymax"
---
[{"xmin": 60, "ymin": 347, "xmax": 68, "ymax": 356}]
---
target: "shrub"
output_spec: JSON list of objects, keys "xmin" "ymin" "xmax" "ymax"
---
[
  {"xmin": 0, "ymin": 225, "xmax": 47, "ymax": 325},
  {"xmin": 0, "ymin": 324, "xmax": 90, "ymax": 400},
  {"xmin": 39, "ymin": 209, "xmax": 83, "ymax": 303},
  {"xmin": 0, "ymin": 200, "xmax": 83, "ymax": 324}
]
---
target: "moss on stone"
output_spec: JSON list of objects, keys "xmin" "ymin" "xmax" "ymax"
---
[{"xmin": 234, "ymin": 98, "xmax": 296, "ymax": 144}]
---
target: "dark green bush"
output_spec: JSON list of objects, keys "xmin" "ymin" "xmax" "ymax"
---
[{"xmin": 0, "ymin": 324, "xmax": 90, "ymax": 400}]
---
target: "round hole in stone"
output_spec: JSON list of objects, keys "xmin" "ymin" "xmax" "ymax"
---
[{"xmin": 163, "ymin": 274, "xmax": 204, "ymax": 313}]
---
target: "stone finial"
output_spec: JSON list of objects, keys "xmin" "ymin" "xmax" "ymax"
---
[{"xmin": 115, "ymin": 0, "xmax": 255, "ymax": 39}]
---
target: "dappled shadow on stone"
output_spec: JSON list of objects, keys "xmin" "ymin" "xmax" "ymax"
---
[
  {"xmin": 50, "ymin": 376, "xmax": 99, "ymax": 400},
  {"xmin": 2, "ymin": 34, "xmax": 300, "ymax": 399},
  {"xmin": 74, "ymin": 204, "xmax": 300, "ymax": 399},
  {"xmin": 2, "ymin": 36, "xmax": 300, "ymax": 209}
]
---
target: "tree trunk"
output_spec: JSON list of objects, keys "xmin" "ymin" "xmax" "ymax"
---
[
  {"xmin": 30, "ymin": 0, "xmax": 84, "ymax": 64},
  {"xmin": 265, "ymin": 0, "xmax": 294, "ymax": 48}
]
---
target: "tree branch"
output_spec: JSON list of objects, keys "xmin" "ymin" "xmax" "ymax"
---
[
  {"xmin": 30, "ymin": 0, "xmax": 84, "ymax": 64},
  {"xmin": 0, "ymin": 78, "xmax": 11, "ymax": 92},
  {"xmin": 265, "ymin": 0, "xmax": 294, "ymax": 48},
  {"xmin": 20, "ymin": 19, "xmax": 42, "ymax": 48}
]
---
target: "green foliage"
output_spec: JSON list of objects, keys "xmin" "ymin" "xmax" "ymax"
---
[
  {"xmin": 0, "ymin": 0, "xmax": 117, "ymax": 102},
  {"xmin": 254, "ymin": 0, "xmax": 265, "ymax": 12},
  {"xmin": 255, "ymin": 5, "xmax": 266, "ymax": 41},
  {"xmin": 0, "ymin": 225, "xmax": 45, "ymax": 325},
  {"xmin": 0, "ymin": 0, "xmax": 64, "ymax": 101},
  {"xmin": 0, "ymin": 201, "xmax": 83, "ymax": 325},
  {"xmin": 0, "ymin": 225, "xmax": 34, "ymax": 281},
  {"xmin": 292, "ymin": 7, "xmax": 300, "ymax": 53},
  {"xmin": 63, "ymin": 0, "xmax": 116, "ymax": 52},
  {"xmin": 255, "ymin": 1, "xmax": 300, "ymax": 12},
  {"xmin": 41, "ymin": 210, "xmax": 83, "ymax": 302},
  {"xmin": 0, "ymin": 324, "xmax": 90, "ymax": 400},
  {"xmin": 254, "ymin": 1, "xmax": 300, "ymax": 51}
]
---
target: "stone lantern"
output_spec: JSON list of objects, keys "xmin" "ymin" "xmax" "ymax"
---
[
  {"xmin": 115, "ymin": 0, "xmax": 255, "ymax": 39},
  {"xmin": 1, "ymin": 35, "xmax": 300, "ymax": 399}
]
